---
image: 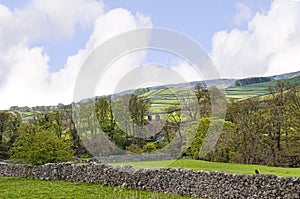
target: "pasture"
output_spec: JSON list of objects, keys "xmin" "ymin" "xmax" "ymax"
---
[
  {"xmin": 110, "ymin": 159, "xmax": 300, "ymax": 177},
  {"xmin": 0, "ymin": 176, "xmax": 195, "ymax": 199}
]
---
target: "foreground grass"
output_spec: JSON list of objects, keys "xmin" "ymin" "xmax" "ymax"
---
[
  {"xmin": 0, "ymin": 177, "xmax": 196, "ymax": 199},
  {"xmin": 110, "ymin": 159, "xmax": 300, "ymax": 178}
]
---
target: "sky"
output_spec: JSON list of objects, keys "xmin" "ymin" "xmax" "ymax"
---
[{"xmin": 0, "ymin": 0, "xmax": 299, "ymax": 108}]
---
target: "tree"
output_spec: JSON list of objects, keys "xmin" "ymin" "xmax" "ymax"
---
[
  {"xmin": 161, "ymin": 105, "xmax": 183, "ymax": 156},
  {"xmin": 189, "ymin": 118, "xmax": 210, "ymax": 159},
  {"xmin": 180, "ymin": 90, "xmax": 199, "ymax": 121},
  {"xmin": 226, "ymin": 99, "xmax": 271, "ymax": 165},
  {"xmin": 95, "ymin": 97, "xmax": 114, "ymax": 134},
  {"xmin": 194, "ymin": 83, "xmax": 211, "ymax": 117},
  {"xmin": 9, "ymin": 124, "xmax": 73, "ymax": 165},
  {"xmin": 204, "ymin": 120, "xmax": 239, "ymax": 163},
  {"xmin": 0, "ymin": 111, "xmax": 21, "ymax": 159},
  {"xmin": 95, "ymin": 97, "xmax": 129, "ymax": 149},
  {"xmin": 129, "ymin": 94, "xmax": 151, "ymax": 147},
  {"xmin": 113, "ymin": 94, "xmax": 134, "ymax": 137},
  {"xmin": 287, "ymin": 85, "xmax": 300, "ymax": 132},
  {"xmin": 266, "ymin": 81, "xmax": 300, "ymax": 166},
  {"xmin": 129, "ymin": 94, "xmax": 150, "ymax": 127},
  {"xmin": 224, "ymin": 81, "xmax": 300, "ymax": 166},
  {"xmin": 62, "ymin": 104, "xmax": 91, "ymax": 156}
]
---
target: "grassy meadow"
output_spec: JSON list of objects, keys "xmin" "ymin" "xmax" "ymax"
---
[
  {"xmin": 141, "ymin": 76, "xmax": 300, "ymax": 115},
  {"xmin": 224, "ymin": 76, "xmax": 300, "ymax": 101},
  {"xmin": 0, "ymin": 176, "xmax": 196, "ymax": 199},
  {"xmin": 110, "ymin": 159, "xmax": 300, "ymax": 178}
]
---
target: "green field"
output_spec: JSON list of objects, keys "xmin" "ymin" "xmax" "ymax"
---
[
  {"xmin": 110, "ymin": 159, "xmax": 300, "ymax": 177},
  {"xmin": 0, "ymin": 176, "xmax": 195, "ymax": 199},
  {"xmin": 224, "ymin": 76, "xmax": 300, "ymax": 101},
  {"xmin": 145, "ymin": 88, "xmax": 180, "ymax": 114},
  {"xmin": 143, "ymin": 76, "xmax": 300, "ymax": 113}
]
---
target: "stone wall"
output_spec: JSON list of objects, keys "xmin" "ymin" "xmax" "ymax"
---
[
  {"xmin": 89, "ymin": 154, "xmax": 173, "ymax": 163},
  {"xmin": 0, "ymin": 162, "xmax": 299, "ymax": 198}
]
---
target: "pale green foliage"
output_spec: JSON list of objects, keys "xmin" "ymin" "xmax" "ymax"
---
[
  {"xmin": 189, "ymin": 118, "xmax": 210, "ymax": 159},
  {"xmin": 143, "ymin": 142, "xmax": 157, "ymax": 153},
  {"xmin": 9, "ymin": 125, "xmax": 73, "ymax": 165}
]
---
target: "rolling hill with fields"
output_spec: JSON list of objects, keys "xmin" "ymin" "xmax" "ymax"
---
[
  {"xmin": 135, "ymin": 70, "xmax": 300, "ymax": 115},
  {"xmin": 10, "ymin": 70, "xmax": 300, "ymax": 122}
]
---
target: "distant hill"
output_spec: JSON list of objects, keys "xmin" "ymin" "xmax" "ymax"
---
[
  {"xmin": 234, "ymin": 77, "xmax": 272, "ymax": 87},
  {"xmin": 7, "ymin": 70, "xmax": 300, "ymax": 113},
  {"xmin": 233, "ymin": 70, "xmax": 300, "ymax": 87},
  {"xmin": 225, "ymin": 76, "xmax": 300, "ymax": 100}
]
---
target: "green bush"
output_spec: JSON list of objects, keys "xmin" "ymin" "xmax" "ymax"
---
[
  {"xmin": 9, "ymin": 129, "xmax": 73, "ymax": 165},
  {"xmin": 126, "ymin": 144, "xmax": 143, "ymax": 153},
  {"xmin": 143, "ymin": 142, "xmax": 157, "ymax": 153},
  {"xmin": 189, "ymin": 118, "xmax": 211, "ymax": 159}
]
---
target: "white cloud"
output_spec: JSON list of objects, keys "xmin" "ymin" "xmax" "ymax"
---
[
  {"xmin": 86, "ymin": 8, "xmax": 151, "ymax": 52},
  {"xmin": 76, "ymin": 8, "xmax": 152, "ymax": 98},
  {"xmin": 172, "ymin": 62, "xmax": 204, "ymax": 82},
  {"xmin": 18, "ymin": 0, "xmax": 103, "ymax": 41},
  {"xmin": 107, "ymin": 63, "xmax": 199, "ymax": 94},
  {"xmin": 211, "ymin": 0, "xmax": 300, "ymax": 78},
  {"xmin": 234, "ymin": 2, "xmax": 253, "ymax": 26},
  {"xmin": 0, "ymin": 1, "xmax": 152, "ymax": 109},
  {"xmin": 0, "ymin": 46, "xmax": 50, "ymax": 107}
]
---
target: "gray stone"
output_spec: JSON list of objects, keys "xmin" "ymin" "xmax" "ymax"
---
[{"xmin": 0, "ymin": 162, "xmax": 299, "ymax": 198}]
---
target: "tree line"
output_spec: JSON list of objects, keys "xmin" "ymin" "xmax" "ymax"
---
[
  {"xmin": 0, "ymin": 81, "xmax": 299, "ymax": 167},
  {"xmin": 205, "ymin": 81, "xmax": 300, "ymax": 167}
]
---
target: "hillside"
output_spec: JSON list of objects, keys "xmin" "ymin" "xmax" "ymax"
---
[
  {"xmin": 6, "ymin": 70, "xmax": 300, "ymax": 117},
  {"xmin": 225, "ymin": 76, "xmax": 300, "ymax": 101},
  {"xmin": 142, "ymin": 71, "xmax": 300, "ymax": 112}
]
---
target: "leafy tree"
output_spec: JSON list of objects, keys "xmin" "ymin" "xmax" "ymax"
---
[
  {"xmin": 188, "ymin": 118, "xmax": 210, "ymax": 159},
  {"xmin": 9, "ymin": 106, "xmax": 20, "ymax": 111},
  {"xmin": 186, "ymin": 118, "xmax": 220, "ymax": 159},
  {"xmin": 0, "ymin": 111, "xmax": 21, "ymax": 159},
  {"xmin": 129, "ymin": 94, "xmax": 150, "ymax": 147},
  {"xmin": 287, "ymin": 85, "xmax": 300, "ymax": 132},
  {"xmin": 95, "ymin": 97, "xmax": 115, "ymax": 134},
  {"xmin": 112, "ymin": 94, "xmax": 134, "ymax": 137},
  {"xmin": 160, "ymin": 105, "xmax": 183, "ymax": 156},
  {"xmin": 223, "ymin": 81, "xmax": 300, "ymax": 166},
  {"xmin": 205, "ymin": 120, "xmax": 238, "ymax": 163},
  {"xmin": 95, "ymin": 97, "xmax": 131, "ymax": 150},
  {"xmin": 179, "ymin": 90, "xmax": 199, "ymax": 121},
  {"xmin": 64, "ymin": 103, "xmax": 93, "ymax": 156},
  {"xmin": 143, "ymin": 142, "xmax": 157, "ymax": 153},
  {"xmin": 129, "ymin": 94, "xmax": 150, "ymax": 127},
  {"xmin": 266, "ymin": 81, "xmax": 300, "ymax": 166},
  {"xmin": 9, "ymin": 124, "xmax": 73, "ymax": 165},
  {"xmin": 194, "ymin": 83, "xmax": 211, "ymax": 117},
  {"xmin": 226, "ymin": 99, "xmax": 272, "ymax": 164}
]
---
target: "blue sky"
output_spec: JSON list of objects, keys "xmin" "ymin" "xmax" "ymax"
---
[
  {"xmin": 104, "ymin": 0, "xmax": 270, "ymax": 47},
  {"xmin": 0, "ymin": 0, "xmax": 299, "ymax": 108},
  {"xmin": 0, "ymin": 0, "xmax": 272, "ymax": 72}
]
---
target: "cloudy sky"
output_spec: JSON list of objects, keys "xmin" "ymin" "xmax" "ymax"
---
[{"xmin": 0, "ymin": 0, "xmax": 299, "ymax": 109}]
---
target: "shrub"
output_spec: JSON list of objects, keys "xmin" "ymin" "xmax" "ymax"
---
[
  {"xmin": 9, "ymin": 129, "xmax": 73, "ymax": 165},
  {"xmin": 126, "ymin": 144, "xmax": 143, "ymax": 153},
  {"xmin": 143, "ymin": 142, "xmax": 157, "ymax": 153}
]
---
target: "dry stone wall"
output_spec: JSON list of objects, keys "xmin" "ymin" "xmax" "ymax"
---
[
  {"xmin": 89, "ymin": 154, "xmax": 173, "ymax": 163},
  {"xmin": 0, "ymin": 162, "xmax": 299, "ymax": 198}
]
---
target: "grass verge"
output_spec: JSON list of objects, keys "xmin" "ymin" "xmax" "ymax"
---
[
  {"xmin": 0, "ymin": 176, "xmax": 196, "ymax": 199},
  {"xmin": 110, "ymin": 159, "xmax": 300, "ymax": 177}
]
